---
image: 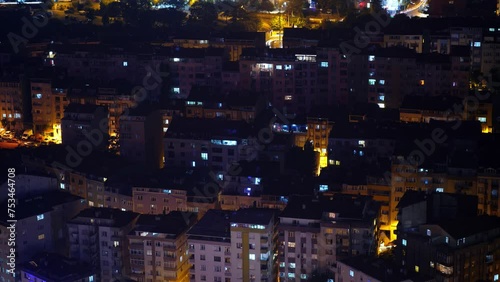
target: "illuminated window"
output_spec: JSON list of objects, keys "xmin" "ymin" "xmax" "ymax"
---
[
  {"xmin": 368, "ymin": 79, "xmax": 376, "ymax": 85},
  {"xmin": 276, "ymin": 65, "xmax": 282, "ymax": 70},
  {"xmin": 379, "ymin": 95, "xmax": 385, "ymax": 101},
  {"xmin": 288, "ymin": 273, "xmax": 295, "ymax": 278},
  {"xmin": 192, "ymin": 161, "xmax": 196, "ymax": 167},
  {"xmin": 38, "ymin": 234, "xmax": 45, "ymax": 240},
  {"xmin": 123, "ymin": 61, "xmax": 128, "ymax": 67},
  {"xmin": 350, "ymin": 270, "xmax": 354, "ymax": 277},
  {"xmin": 368, "ymin": 55, "xmax": 375, "ymax": 61},
  {"xmin": 445, "ymin": 237, "xmax": 449, "ymax": 243},
  {"xmin": 328, "ymin": 212, "xmax": 336, "ymax": 218},
  {"xmin": 436, "ymin": 188, "xmax": 444, "ymax": 192},
  {"xmin": 288, "ymin": 242, "xmax": 295, "ymax": 247},
  {"xmin": 201, "ymin": 153, "xmax": 208, "ymax": 160},
  {"xmin": 489, "ymin": 28, "xmax": 495, "ymax": 32},
  {"xmin": 60, "ymin": 183, "xmax": 65, "ymax": 189},
  {"xmin": 255, "ymin": 178, "xmax": 261, "ymax": 185},
  {"xmin": 379, "ymin": 79, "xmax": 385, "ymax": 85},
  {"xmin": 474, "ymin": 42, "xmax": 481, "ymax": 47},
  {"xmin": 284, "ymin": 65, "xmax": 292, "ymax": 70},
  {"xmin": 35, "ymin": 93, "xmax": 42, "ymax": 99},
  {"xmin": 319, "ymin": 184, "xmax": 328, "ymax": 192},
  {"xmin": 284, "ymin": 95, "xmax": 293, "ymax": 100},
  {"xmin": 114, "ymin": 241, "xmax": 119, "ymax": 247},
  {"xmin": 89, "ymin": 276, "xmax": 94, "ymax": 282},
  {"xmin": 478, "ymin": 117, "xmax": 487, "ymax": 123},
  {"xmin": 494, "ymin": 274, "xmax": 498, "ymax": 281},
  {"xmin": 426, "ymin": 229, "xmax": 431, "ymax": 236},
  {"xmin": 402, "ymin": 239, "xmax": 407, "ymax": 246},
  {"xmin": 249, "ymin": 254, "xmax": 255, "ymax": 260},
  {"xmin": 289, "ymin": 263, "xmax": 296, "ymax": 268},
  {"xmin": 420, "ymin": 80, "xmax": 425, "ymax": 86},
  {"xmin": 173, "ymin": 58, "xmax": 180, "ymax": 62},
  {"xmin": 173, "ymin": 87, "xmax": 180, "ymax": 94},
  {"xmin": 415, "ymin": 265, "xmax": 419, "ymax": 272},
  {"xmin": 358, "ymin": 140, "xmax": 365, "ymax": 147},
  {"xmin": 320, "ymin": 62, "xmax": 328, "ymax": 67},
  {"xmin": 377, "ymin": 103, "xmax": 385, "ymax": 108},
  {"xmin": 37, "ymin": 214, "xmax": 44, "ymax": 221}
]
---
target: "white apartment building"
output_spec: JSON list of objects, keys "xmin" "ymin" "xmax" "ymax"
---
[{"xmin": 187, "ymin": 208, "xmax": 279, "ymax": 282}]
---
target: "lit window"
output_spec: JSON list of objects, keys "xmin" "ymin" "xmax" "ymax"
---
[
  {"xmin": 368, "ymin": 79, "xmax": 376, "ymax": 85},
  {"xmin": 89, "ymin": 276, "xmax": 94, "ymax": 282},
  {"xmin": 255, "ymin": 178, "xmax": 261, "ymax": 185},
  {"xmin": 494, "ymin": 274, "xmax": 498, "ymax": 281},
  {"xmin": 37, "ymin": 214, "xmax": 44, "ymax": 221},
  {"xmin": 379, "ymin": 95, "xmax": 385, "ymax": 101},
  {"xmin": 420, "ymin": 80, "xmax": 425, "ymax": 86},
  {"xmin": 35, "ymin": 93, "xmax": 42, "ymax": 99},
  {"xmin": 249, "ymin": 254, "xmax": 255, "ymax": 260},
  {"xmin": 173, "ymin": 58, "xmax": 180, "ymax": 62},
  {"xmin": 276, "ymin": 65, "xmax": 282, "ymax": 70},
  {"xmin": 445, "ymin": 237, "xmax": 449, "ymax": 243},
  {"xmin": 379, "ymin": 79, "xmax": 385, "ymax": 85},
  {"xmin": 192, "ymin": 161, "xmax": 196, "ymax": 167},
  {"xmin": 123, "ymin": 61, "xmax": 128, "ymax": 67},
  {"xmin": 427, "ymin": 229, "xmax": 431, "ymax": 236},
  {"xmin": 288, "ymin": 242, "xmax": 295, "ymax": 248},
  {"xmin": 38, "ymin": 234, "xmax": 45, "ymax": 240},
  {"xmin": 288, "ymin": 273, "xmax": 295, "ymax": 278},
  {"xmin": 474, "ymin": 42, "xmax": 481, "ymax": 47},
  {"xmin": 114, "ymin": 241, "xmax": 119, "ymax": 247},
  {"xmin": 368, "ymin": 55, "xmax": 375, "ymax": 61},
  {"xmin": 284, "ymin": 65, "xmax": 292, "ymax": 70},
  {"xmin": 489, "ymin": 28, "xmax": 495, "ymax": 32},
  {"xmin": 284, "ymin": 95, "xmax": 293, "ymax": 100},
  {"xmin": 350, "ymin": 270, "xmax": 354, "ymax": 277},
  {"xmin": 289, "ymin": 263, "xmax": 296, "ymax": 268},
  {"xmin": 14, "ymin": 113, "xmax": 21, "ymax": 119},
  {"xmin": 320, "ymin": 62, "xmax": 328, "ymax": 67},
  {"xmin": 201, "ymin": 153, "xmax": 208, "ymax": 160},
  {"xmin": 358, "ymin": 140, "xmax": 365, "ymax": 147},
  {"xmin": 60, "ymin": 183, "xmax": 65, "ymax": 189},
  {"xmin": 319, "ymin": 184, "xmax": 328, "ymax": 192},
  {"xmin": 402, "ymin": 239, "xmax": 407, "ymax": 246},
  {"xmin": 328, "ymin": 212, "xmax": 336, "ymax": 218},
  {"xmin": 478, "ymin": 117, "xmax": 487, "ymax": 123},
  {"xmin": 436, "ymin": 188, "xmax": 444, "ymax": 192},
  {"xmin": 415, "ymin": 265, "xmax": 419, "ymax": 272},
  {"xmin": 173, "ymin": 87, "xmax": 180, "ymax": 94},
  {"xmin": 377, "ymin": 103, "xmax": 385, "ymax": 108}
]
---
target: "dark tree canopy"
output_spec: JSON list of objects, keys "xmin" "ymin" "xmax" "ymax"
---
[{"xmin": 189, "ymin": 1, "xmax": 218, "ymax": 25}]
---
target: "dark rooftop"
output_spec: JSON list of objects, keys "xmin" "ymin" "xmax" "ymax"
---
[
  {"xmin": 438, "ymin": 215, "xmax": 500, "ymax": 239},
  {"xmin": 187, "ymin": 209, "xmax": 232, "ymax": 242},
  {"xmin": 131, "ymin": 211, "xmax": 197, "ymax": 236},
  {"xmin": 230, "ymin": 208, "xmax": 278, "ymax": 226},
  {"xmin": 20, "ymin": 252, "xmax": 94, "ymax": 282},
  {"xmin": 70, "ymin": 207, "xmax": 139, "ymax": 228},
  {"xmin": 0, "ymin": 191, "xmax": 83, "ymax": 225},
  {"xmin": 165, "ymin": 117, "xmax": 252, "ymax": 139}
]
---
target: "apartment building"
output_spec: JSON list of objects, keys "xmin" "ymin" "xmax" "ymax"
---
[
  {"xmin": 0, "ymin": 191, "xmax": 86, "ymax": 282},
  {"xmin": 133, "ymin": 186, "xmax": 188, "ymax": 215},
  {"xmin": 67, "ymin": 208, "xmax": 139, "ymax": 281},
  {"xmin": 30, "ymin": 78, "xmax": 69, "ymax": 140},
  {"xmin": 187, "ymin": 209, "xmax": 233, "ymax": 282},
  {"xmin": 127, "ymin": 212, "xmax": 197, "ymax": 282},
  {"xmin": 61, "ymin": 103, "xmax": 109, "ymax": 149},
  {"xmin": 167, "ymin": 48, "xmax": 225, "ymax": 98},
  {"xmin": 184, "ymin": 86, "xmax": 260, "ymax": 122},
  {"xmin": 348, "ymin": 47, "xmax": 469, "ymax": 109},
  {"xmin": 278, "ymin": 195, "xmax": 380, "ymax": 281},
  {"xmin": 20, "ymin": 252, "xmax": 96, "ymax": 282},
  {"xmin": 0, "ymin": 80, "xmax": 22, "ymax": 131},
  {"xmin": 396, "ymin": 194, "xmax": 500, "ymax": 282},
  {"xmin": 163, "ymin": 117, "xmax": 255, "ymax": 171},
  {"xmin": 120, "ymin": 105, "xmax": 164, "ymax": 170},
  {"xmin": 239, "ymin": 47, "xmax": 348, "ymax": 115},
  {"xmin": 94, "ymin": 86, "xmax": 136, "ymax": 136}
]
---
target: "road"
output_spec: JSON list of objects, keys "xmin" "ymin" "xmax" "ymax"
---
[{"xmin": 399, "ymin": 0, "xmax": 428, "ymax": 17}]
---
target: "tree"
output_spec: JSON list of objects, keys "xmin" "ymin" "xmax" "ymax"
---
[
  {"xmin": 290, "ymin": 15, "xmax": 306, "ymax": 27},
  {"xmin": 259, "ymin": 0, "xmax": 275, "ymax": 11},
  {"xmin": 270, "ymin": 15, "xmax": 286, "ymax": 30},
  {"xmin": 85, "ymin": 8, "xmax": 96, "ymax": 21},
  {"xmin": 287, "ymin": 0, "xmax": 306, "ymax": 17},
  {"xmin": 189, "ymin": 1, "xmax": 218, "ymax": 25}
]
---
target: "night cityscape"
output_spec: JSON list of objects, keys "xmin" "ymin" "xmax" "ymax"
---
[{"xmin": 0, "ymin": 0, "xmax": 500, "ymax": 280}]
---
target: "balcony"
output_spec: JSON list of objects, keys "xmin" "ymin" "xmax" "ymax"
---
[{"xmin": 164, "ymin": 244, "xmax": 176, "ymax": 251}]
